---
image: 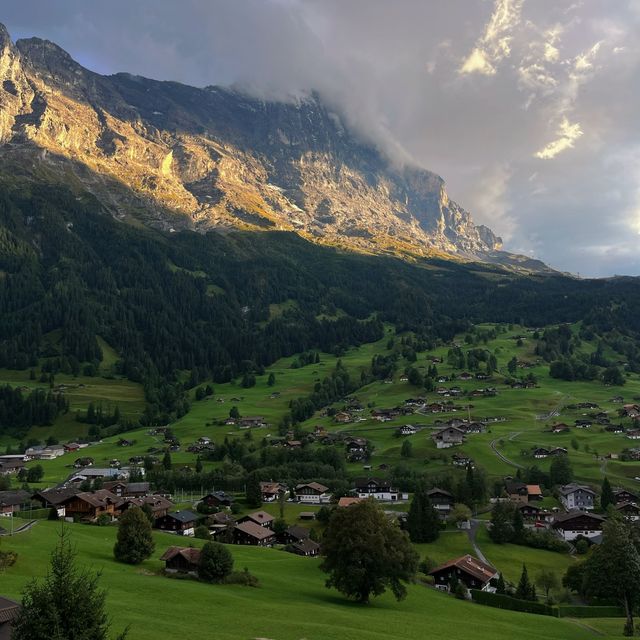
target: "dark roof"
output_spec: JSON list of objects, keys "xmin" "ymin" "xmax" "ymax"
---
[
  {"xmin": 285, "ymin": 525, "xmax": 310, "ymax": 541},
  {"xmin": 159, "ymin": 546, "xmax": 201, "ymax": 564},
  {"xmin": 292, "ymin": 538, "xmax": 320, "ymax": 554},
  {"xmin": 558, "ymin": 483, "xmax": 596, "ymax": 496},
  {"xmin": 353, "ymin": 477, "xmax": 389, "ymax": 489},
  {"xmin": 295, "ymin": 482, "xmax": 329, "ymax": 493},
  {"xmin": 427, "ymin": 487, "xmax": 453, "ymax": 498},
  {"xmin": 68, "ymin": 490, "xmax": 122, "ymax": 508},
  {"xmin": 167, "ymin": 510, "xmax": 199, "ymax": 523},
  {"xmin": 34, "ymin": 487, "xmax": 79, "ymax": 506},
  {"xmin": 235, "ymin": 521, "xmax": 275, "ymax": 540},
  {"xmin": 552, "ymin": 511, "xmax": 605, "ymax": 526},
  {"xmin": 0, "ymin": 490, "xmax": 31, "ymax": 507},
  {"xmin": 0, "ymin": 596, "xmax": 20, "ymax": 624},
  {"xmin": 429, "ymin": 555, "xmax": 497, "ymax": 584},
  {"xmin": 241, "ymin": 510, "xmax": 274, "ymax": 525}
]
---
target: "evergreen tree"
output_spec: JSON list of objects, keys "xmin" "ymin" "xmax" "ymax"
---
[
  {"xmin": 601, "ymin": 476, "xmax": 615, "ymax": 511},
  {"xmin": 12, "ymin": 531, "xmax": 128, "ymax": 640},
  {"xmin": 162, "ymin": 451, "xmax": 172, "ymax": 470},
  {"xmin": 511, "ymin": 506, "xmax": 524, "ymax": 541},
  {"xmin": 400, "ymin": 439, "xmax": 413, "ymax": 458},
  {"xmin": 549, "ymin": 455, "xmax": 573, "ymax": 486},
  {"xmin": 113, "ymin": 507, "xmax": 155, "ymax": 565},
  {"xmin": 406, "ymin": 487, "xmax": 440, "ymax": 543},
  {"xmin": 515, "ymin": 564, "xmax": 536, "ymax": 601},
  {"xmin": 495, "ymin": 572, "xmax": 507, "ymax": 595},
  {"xmin": 489, "ymin": 502, "xmax": 514, "ymax": 543},
  {"xmin": 245, "ymin": 474, "xmax": 262, "ymax": 508},
  {"xmin": 198, "ymin": 541, "xmax": 234, "ymax": 583},
  {"xmin": 195, "ymin": 456, "xmax": 203, "ymax": 473},
  {"xmin": 267, "ymin": 372, "xmax": 276, "ymax": 387}
]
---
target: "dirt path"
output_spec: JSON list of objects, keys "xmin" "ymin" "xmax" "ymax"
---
[{"xmin": 489, "ymin": 432, "xmax": 524, "ymax": 469}]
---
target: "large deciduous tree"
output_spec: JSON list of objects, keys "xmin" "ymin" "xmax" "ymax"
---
[
  {"xmin": 320, "ymin": 499, "xmax": 418, "ymax": 603},
  {"xmin": 198, "ymin": 541, "xmax": 234, "ymax": 583}
]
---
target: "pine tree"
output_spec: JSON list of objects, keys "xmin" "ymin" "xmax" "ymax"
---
[
  {"xmin": 195, "ymin": 456, "xmax": 203, "ymax": 473},
  {"xmin": 267, "ymin": 372, "xmax": 276, "ymax": 387},
  {"xmin": 12, "ymin": 531, "xmax": 128, "ymax": 640},
  {"xmin": 245, "ymin": 474, "xmax": 262, "ymax": 508},
  {"xmin": 515, "ymin": 564, "xmax": 536, "ymax": 601},
  {"xmin": 601, "ymin": 476, "xmax": 615, "ymax": 511},
  {"xmin": 406, "ymin": 487, "xmax": 440, "ymax": 543},
  {"xmin": 162, "ymin": 451, "xmax": 172, "ymax": 470},
  {"xmin": 496, "ymin": 572, "xmax": 506, "ymax": 594},
  {"xmin": 512, "ymin": 506, "xmax": 524, "ymax": 541}
]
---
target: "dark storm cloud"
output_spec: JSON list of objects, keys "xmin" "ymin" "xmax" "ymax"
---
[{"xmin": 2, "ymin": 0, "xmax": 640, "ymax": 276}]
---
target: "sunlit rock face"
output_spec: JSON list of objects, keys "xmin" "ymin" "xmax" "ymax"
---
[{"xmin": 0, "ymin": 23, "xmax": 517, "ymax": 264}]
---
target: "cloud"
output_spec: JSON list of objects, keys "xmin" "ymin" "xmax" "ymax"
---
[
  {"xmin": 460, "ymin": 0, "xmax": 525, "ymax": 75},
  {"xmin": 535, "ymin": 117, "xmax": 584, "ymax": 159}
]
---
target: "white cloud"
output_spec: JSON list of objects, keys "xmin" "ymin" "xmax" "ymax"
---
[
  {"xmin": 535, "ymin": 117, "xmax": 584, "ymax": 159},
  {"xmin": 460, "ymin": 0, "xmax": 524, "ymax": 75}
]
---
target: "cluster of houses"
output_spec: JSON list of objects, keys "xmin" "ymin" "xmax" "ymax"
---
[{"xmin": 431, "ymin": 419, "xmax": 487, "ymax": 449}]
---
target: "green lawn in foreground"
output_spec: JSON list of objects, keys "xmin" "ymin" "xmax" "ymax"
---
[{"xmin": 0, "ymin": 521, "xmax": 611, "ymax": 640}]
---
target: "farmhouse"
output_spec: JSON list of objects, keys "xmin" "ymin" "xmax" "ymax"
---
[
  {"xmin": 354, "ymin": 478, "xmax": 405, "ymax": 501},
  {"xmin": 627, "ymin": 430, "xmax": 640, "ymax": 440},
  {"xmin": 59, "ymin": 490, "xmax": 122, "ymax": 522},
  {"xmin": 552, "ymin": 512, "xmax": 605, "ymax": 541},
  {"xmin": 398, "ymin": 425, "xmax": 417, "ymax": 436},
  {"xmin": 0, "ymin": 490, "xmax": 31, "ymax": 515},
  {"xmin": 260, "ymin": 482, "xmax": 288, "ymax": 502},
  {"xmin": 238, "ymin": 416, "xmax": 266, "ymax": 428},
  {"xmin": 233, "ymin": 520, "xmax": 276, "ymax": 546},
  {"xmin": 200, "ymin": 491, "xmax": 234, "ymax": 508},
  {"xmin": 32, "ymin": 487, "xmax": 80, "ymax": 517},
  {"xmin": 278, "ymin": 525, "xmax": 310, "ymax": 545},
  {"xmin": 160, "ymin": 546, "xmax": 201, "ymax": 575},
  {"xmin": 533, "ymin": 447, "xmax": 550, "ymax": 459},
  {"xmin": 103, "ymin": 481, "xmax": 150, "ymax": 498},
  {"xmin": 505, "ymin": 481, "xmax": 542, "ymax": 504},
  {"xmin": 120, "ymin": 495, "xmax": 173, "ymax": 520},
  {"xmin": 156, "ymin": 510, "xmax": 199, "ymax": 536},
  {"xmin": 295, "ymin": 482, "xmax": 331, "ymax": 504},
  {"xmin": 558, "ymin": 484, "xmax": 595, "ymax": 511},
  {"xmin": 290, "ymin": 538, "xmax": 320, "ymax": 557},
  {"xmin": 616, "ymin": 502, "xmax": 640, "ymax": 522},
  {"xmin": 551, "ymin": 424, "xmax": 570, "ymax": 434},
  {"xmin": 333, "ymin": 411, "xmax": 352, "ymax": 424},
  {"xmin": 432, "ymin": 426, "xmax": 465, "ymax": 449},
  {"xmin": 429, "ymin": 555, "xmax": 498, "ymax": 592},
  {"xmin": 452, "ymin": 453, "xmax": 473, "ymax": 467},
  {"xmin": 0, "ymin": 459, "xmax": 25, "ymax": 475},
  {"xmin": 613, "ymin": 488, "xmax": 638, "ymax": 504},
  {"xmin": 337, "ymin": 497, "xmax": 363, "ymax": 508},
  {"xmin": 238, "ymin": 511, "xmax": 275, "ymax": 528},
  {"xmin": 427, "ymin": 488, "xmax": 454, "ymax": 517}
]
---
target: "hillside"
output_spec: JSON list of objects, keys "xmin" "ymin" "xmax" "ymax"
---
[{"xmin": 0, "ymin": 22, "xmax": 548, "ymax": 267}]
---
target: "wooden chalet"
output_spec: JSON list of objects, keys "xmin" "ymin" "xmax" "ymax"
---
[
  {"xmin": 290, "ymin": 538, "xmax": 320, "ymax": 557},
  {"xmin": 427, "ymin": 488, "xmax": 453, "ymax": 518},
  {"xmin": 432, "ymin": 426, "xmax": 465, "ymax": 449},
  {"xmin": 60, "ymin": 490, "xmax": 122, "ymax": 521},
  {"xmin": 260, "ymin": 481, "xmax": 287, "ymax": 502},
  {"xmin": 614, "ymin": 488, "xmax": 639, "ymax": 504},
  {"xmin": 32, "ymin": 487, "xmax": 80, "ymax": 517},
  {"xmin": 160, "ymin": 546, "xmax": 201, "ymax": 575},
  {"xmin": 552, "ymin": 512, "xmax": 605, "ymax": 541},
  {"xmin": 0, "ymin": 459, "xmax": 25, "ymax": 475},
  {"xmin": 155, "ymin": 510, "xmax": 199, "ymax": 536},
  {"xmin": 120, "ymin": 495, "xmax": 173, "ymax": 520},
  {"xmin": 103, "ymin": 481, "xmax": 150, "ymax": 498},
  {"xmin": 0, "ymin": 596, "xmax": 20, "ymax": 640},
  {"xmin": 429, "ymin": 555, "xmax": 498, "ymax": 592},
  {"xmin": 295, "ymin": 482, "xmax": 331, "ymax": 504},
  {"xmin": 279, "ymin": 525, "xmax": 310, "ymax": 545},
  {"xmin": 233, "ymin": 520, "xmax": 276, "ymax": 546},
  {"xmin": 238, "ymin": 510, "xmax": 275, "ymax": 528},
  {"xmin": 0, "ymin": 490, "xmax": 31, "ymax": 515},
  {"xmin": 616, "ymin": 502, "xmax": 640, "ymax": 522},
  {"xmin": 200, "ymin": 491, "xmax": 234, "ymax": 508}
]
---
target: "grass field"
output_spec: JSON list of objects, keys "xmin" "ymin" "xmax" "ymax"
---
[{"xmin": 0, "ymin": 521, "xmax": 617, "ymax": 640}]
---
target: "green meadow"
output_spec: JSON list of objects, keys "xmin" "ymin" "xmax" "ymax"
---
[{"xmin": 0, "ymin": 521, "xmax": 615, "ymax": 640}]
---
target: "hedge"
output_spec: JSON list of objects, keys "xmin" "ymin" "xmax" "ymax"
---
[
  {"xmin": 556, "ymin": 605, "xmax": 623, "ymax": 618},
  {"xmin": 470, "ymin": 590, "xmax": 555, "ymax": 616}
]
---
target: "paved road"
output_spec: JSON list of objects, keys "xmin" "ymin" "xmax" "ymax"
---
[
  {"xmin": 467, "ymin": 519, "xmax": 490, "ymax": 565},
  {"xmin": 0, "ymin": 519, "xmax": 37, "ymax": 536},
  {"xmin": 489, "ymin": 432, "xmax": 524, "ymax": 469}
]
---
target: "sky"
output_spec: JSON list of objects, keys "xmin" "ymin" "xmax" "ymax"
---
[{"xmin": 2, "ymin": 0, "xmax": 640, "ymax": 276}]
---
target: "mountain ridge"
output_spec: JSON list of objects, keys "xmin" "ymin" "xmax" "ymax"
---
[{"xmin": 0, "ymin": 24, "xmax": 548, "ymax": 270}]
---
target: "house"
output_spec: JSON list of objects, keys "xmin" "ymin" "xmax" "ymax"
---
[
  {"xmin": 549, "ymin": 447, "xmax": 568, "ymax": 456},
  {"xmin": 238, "ymin": 416, "xmax": 266, "ymax": 429},
  {"xmin": 552, "ymin": 512, "xmax": 605, "ymax": 541},
  {"xmin": 613, "ymin": 488, "xmax": 638, "ymax": 504},
  {"xmin": 429, "ymin": 555, "xmax": 498, "ymax": 592},
  {"xmin": 25, "ymin": 445, "xmax": 64, "ymax": 460},
  {"xmin": 452, "ymin": 453, "xmax": 473, "ymax": 467},
  {"xmin": 533, "ymin": 447, "xmax": 550, "ymax": 459},
  {"xmin": 238, "ymin": 511, "xmax": 275, "ymax": 528},
  {"xmin": 432, "ymin": 426, "xmax": 465, "ymax": 449},
  {"xmin": 398, "ymin": 425, "xmax": 417, "ymax": 436},
  {"xmin": 427, "ymin": 488, "xmax": 454, "ymax": 517},
  {"xmin": 517, "ymin": 503, "xmax": 542, "ymax": 520},
  {"xmin": 233, "ymin": 520, "xmax": 276, "ymax": 546},
  {"xmin": 551, "ymin": 423, "xmax": 571, "ymax": 433},
  {"xmin": 0, "ymin": 459, "xmax": 25, "ymax": 475},
  {"xmin": 505, "ymin": 481, "xmax": 542, "ymax": 504},
  {"xmin": 627, "ymin": 430, "xmax": 640, "ymax": 440},
  {"xmin": 200, "ymin": 491, "xmax": 234, "ymax": 508},
  {"xmin": 334, "ymin": 412, "xmax": 352, "ymax": 424},
  {"xmin": 120, "ymin": 495, "xmax": 173, "ymax": 520},
  {"xmin": 354, "ymin": 478, "xmax": 405, "ymax": 501},
  {"xmin": 605, "ymin": 424, "xmax": 624, "ymax": 433},
  {"xmin": 73, "ymin": 457, "xmax": 94, "ymax": 468},
  {"xmin": 0, "ymin": 596, "xmax": 20, "ymax": 640},
  {"xmin": 616, "ymin": 502, "xmax": 640, "ymax": 522},
  {"xmin": 67, "ymin": 468, "xmax": 127, "ymax": 483},
  {"xmin": 0, "ymin": 490, "xmax": 32, "ymax": 516},
  {"xmin": 103, "ymin": 481, "xmax": 150, "ymax": 498},
  {"xmin": 160, "ymin": 546, "xmax": 201, "ymax": 575},
  {"xmin": 558, "ymin": 484, "xmax": 596, "ymax": 511},
  {"xmin": 295, "ymin": 482, "xmax": 331, "ymax": 504},
  {"xmin": 32, "ymin": 487, "xmax": 80, "ymax": 517},
  {"xmin": 260, "ymin": 482, "xmax": 287, "ymax": 502},
  {"xmin": 279, "ymin": 525, "xmax": 310, "ymax": 545},
  {"xmin": 461, "ymin": 422, "xmax": 486, "ymax": 434},
  {"xmin": 458, "ymin": 372, "xmax": 473, "ymax": 381},
  {"xmin": 290, "ymin": 538, "xmax": 320, "ymax": 557},
  {"xmin": 338, "ymin": 497, "xmax": 363, "ymax": 508},
  {"xmin": 59, "ymin": 490, "xmax": 122, "ymax": 521},
  {"xmin": 371, "ymin": 408, "xmax": 400, "ymax": 422},
  {"xmin": 575, "ymin": 420, "xmax": 592, "ymax": 429},
  {"xmin": 63, "ymin": 442, "xmax": 80, "ymax": 453},
  {"xmin": 156, "ymin": 510, "xmax": 199, "ymax": 536}
]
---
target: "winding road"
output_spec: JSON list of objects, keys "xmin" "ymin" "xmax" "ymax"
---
[{"xmin": 489, "ymin": 431, "xmax": 524, "ymax": 469}]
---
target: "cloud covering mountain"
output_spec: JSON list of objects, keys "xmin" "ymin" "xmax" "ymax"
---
[{"xmin": 2, "ymin": 0, "xmax": 639, "ymax": 275}]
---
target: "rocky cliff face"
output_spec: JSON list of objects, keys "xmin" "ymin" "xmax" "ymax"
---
[{"xmin": 0, "ymin": 24, "xmax": 508, "ymax": 261}]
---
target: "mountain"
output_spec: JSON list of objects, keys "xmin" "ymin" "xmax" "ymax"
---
[{"xmin": 0, "ymin": 24, "xmax": 544, "ymax": 269}]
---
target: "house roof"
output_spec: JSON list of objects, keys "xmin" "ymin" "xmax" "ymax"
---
[
  {"xmin": 34, "ymin": 487, "xmax": 80, "ymax": 506},
  {"xmin": 552, "ymin": 511, "xmax": 606, "ymax": 526},
  {"xmin": 235, "ymin": 520, "xmax": 275, "ymax": 540},
  {"xmin": 243, "ymin": 510, "xmax": 274, "ymax": 525},
  {"xmin": 526, "ymin": 485, "xmax": 543, "ymax": 496},
  {"xmin": 558, "ymin": 483, "xmax": 596, "ymax": 497},
  {"xmin": 353, "ymin": 477, "xmax": 391, "ymax": 489},
  {"xmin": 296, "ymin": 482, "xmax": 329, "ymax": 493},
  {"xmin": 292, "ymin": 538, "xmax": 320, "ymax": 554},
  {"xmin": 167, "ymin": 510, "xmax": 199, "ymax": 523},
  {"xmin": 0, "ymin": 596, "xmax": 20, "ymax": 624},
  {"xmin": 429, "ymin": 554, "xmax": 497, "ymax": 584},
  {"xmin": 159, "ymin": 546, "xmax": 201, "ymax": 564},
  {"xmin": 71, "ymin": 490, "xmax": 123, "ymax": 508},
  {"xmin": 338, "ymin": 497, "xmax": 363, "ymax": 507},
  {"xmin": 285, "ymin": 525, "xmax": 310, "ymax": 541},
  {"xmin": 125, "ymin": 495, "xmax": 173, "ymax": 512},
  {"xmin": 0, "ymin": 489, "xmax": 31, "ymax": 507},
  {"xmin": 427, "ymin": 487, "xmax": 453, "ymax": 498}
]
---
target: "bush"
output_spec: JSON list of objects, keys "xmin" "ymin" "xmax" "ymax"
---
[
  {"xmin": 0, "ymin": 550, "xmax": 18, "ymax": 570},
  {"xmin": 470, "ymin": 590, "xmax": 555, "ymax": 616},
  {"xmin": 198, "ymin": 542, "xmax": 234, "ymax": 583},
  {"xmin": 194, "ymin": 525, "xmax": 211, "ymax": 540},
  {"xmin": 96, "ymin": 514, "xmax": 111, "ymax": 527},
  {"xmin": 575, "ymin": 539, "xmax": 589, "ymax": 555},
  {"xmin": 225, "ymin": 567, "xmax": 260, "ymax": 587},
  {"xmin": 521, "ymin": 529, "xmax": 570, "ymax": 553}
]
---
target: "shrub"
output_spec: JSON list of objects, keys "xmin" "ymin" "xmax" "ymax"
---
[
  {"xmin": 96, "ymin": 514, "xmax": 111, "ymax": 527},
  {"xmin": 0, "ymin": 550, "xmax": 18, "ymax": 570},
  {"xmin": 198, "ymin": 542, "xmax": 234, "ymax": 583},
  {"xmin": 194, "ymin": 525, "xmax": 211, "ymax": 540},
  {"xmin": 575, "ymin": 539, "xmax": 589, "ymax": 555},
  {"xmin": 225, "ymin": 567, "xmax": 260, "ymax": 587},
  {"xmin": 470, "ymin": 590, "xmax": 554, "ymax": 616}
]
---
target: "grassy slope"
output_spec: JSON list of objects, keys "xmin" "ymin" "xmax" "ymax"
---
[{"xmin": 0, "ymin": 521, "xmax": 601, "ymax": 640}]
